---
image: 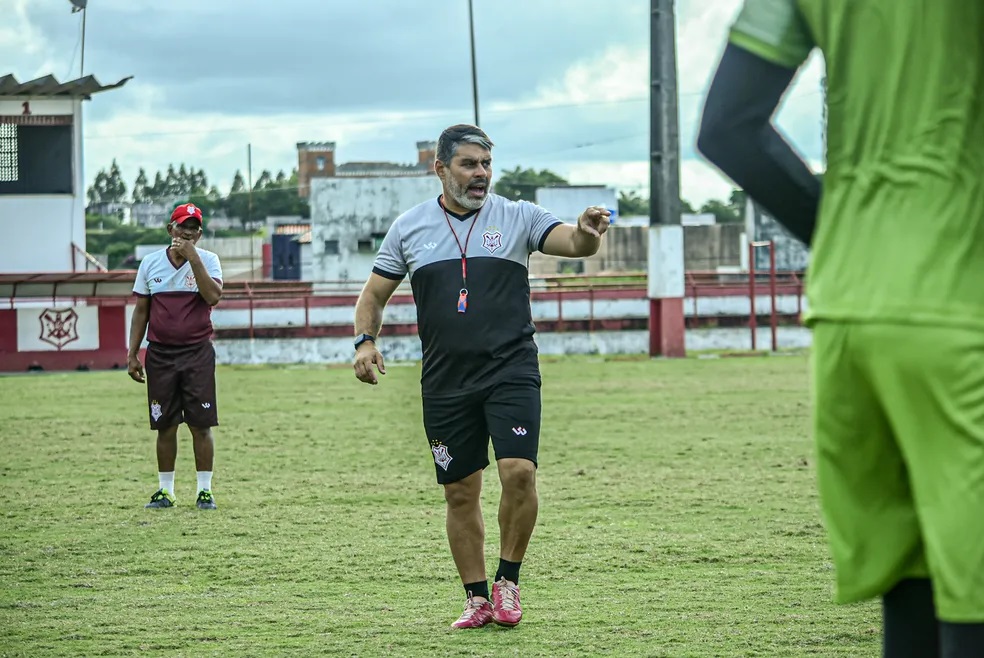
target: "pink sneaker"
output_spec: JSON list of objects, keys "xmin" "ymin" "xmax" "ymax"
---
[
  {"xmin": 450, "ymin": 595, "xmax": 494, "ymax": 629},
  {"xmin": 492, "ymin": 577, "xmax": 522, "ymax": 627}
]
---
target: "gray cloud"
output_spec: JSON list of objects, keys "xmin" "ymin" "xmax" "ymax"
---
[
  {"xmin": 4, "ymin": 0, "xmax": 824, "ymax": 204},
  {"xmin": 23, "ymin": 0, "xmax": 647, "ymax": 120}
]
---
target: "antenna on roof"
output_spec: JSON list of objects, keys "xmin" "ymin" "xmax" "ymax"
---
[{"xmin": 68, "ymin": 0, "xmax": 88, "ymax": 77}]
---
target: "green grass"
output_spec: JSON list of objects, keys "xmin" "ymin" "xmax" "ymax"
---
[{"xmin": 0, "ymin": 356, "xmax": 879, "ymax": 657}]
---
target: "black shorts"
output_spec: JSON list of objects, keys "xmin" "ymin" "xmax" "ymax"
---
[
  {"xmin": 145, "ymin": 341, "xmax": 218, "ymax": 430},
  {"xmin": 422, "ymin": 377, "xmax": 541, "ymax": 485}
]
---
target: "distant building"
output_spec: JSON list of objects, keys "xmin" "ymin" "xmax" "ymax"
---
[
  {"xmin": 0, "ymin": 73, "xmax": 131, "ymax": 272},
  {"xmin": 296, "ymin": 140, "xmax": 436, "ymax": 197},
  {"xmin": 308, "ymin": 175, "xmax": 442, "ymax": 282},
  {"xmin": 744, "ymin": 198, "xmax": 810, "ymax": 271}
]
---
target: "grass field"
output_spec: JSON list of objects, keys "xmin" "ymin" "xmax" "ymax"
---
[{"xmin": 0, "ymin": 354, "xmax": 880, "ymax": 657}]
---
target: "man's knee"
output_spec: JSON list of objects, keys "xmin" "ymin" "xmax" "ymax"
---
[
  {"xmin": 444, "ymin": 471, "xmax": 482, "ymax": 509},
  {"xmin": 498, "ymin": 458, "xmax": 536, "ymax": 493},
  {"xmin": 188, "ymin": 426, "xmax": 213, "ymax": 441}
]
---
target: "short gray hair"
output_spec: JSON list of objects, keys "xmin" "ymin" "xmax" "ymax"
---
[{"xmin": 436, "ymin": 124, "xmax": 494, "ymax": 165}]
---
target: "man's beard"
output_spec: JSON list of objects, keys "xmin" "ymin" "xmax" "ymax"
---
[{"xmin": 445, "ymin": 174, "xmax": 489, "ymax": 211}]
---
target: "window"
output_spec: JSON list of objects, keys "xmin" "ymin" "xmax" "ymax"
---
[
  {"xmin": 316, "ymin": 156, "xmax": 326, "ymax": 171},
  {"xmin": 358, "ymin": 232, "xmax": 387, "ymax": 254},
  {"xmin": 0, "ymin": 123, "xmax": 74, "ymax": 194},
  {"xmin": 0, "ymin": 125, "xmax": 16, "ymax": 182},
  {"xmin": 323, "ymin": 239, "xmax": 339, "ymax": 255}
]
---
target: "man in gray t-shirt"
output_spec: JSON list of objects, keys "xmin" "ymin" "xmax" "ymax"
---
[{"xmin": 353, "ymin": 124, "xmax": 611, "ymax": 630}]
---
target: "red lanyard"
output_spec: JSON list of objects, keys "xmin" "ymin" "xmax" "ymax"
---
[{"xmin": 441, "ymin": 200, "xmax": 482, "ymax": 314}]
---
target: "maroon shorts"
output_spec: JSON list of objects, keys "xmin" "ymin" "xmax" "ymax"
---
[{"xmin": 145, "ymin": 340, "xmax": 218, "ymax": 430}]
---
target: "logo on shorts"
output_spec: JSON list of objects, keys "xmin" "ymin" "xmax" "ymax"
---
[
  {"xmin": 201, "ymin": 402, "xmax": 211, "ymax": 409},
  {"xmin": 512, "ymin": 426, "xmax": 527, "ymax": 436},
  {"xmin": 482, "ymin": 227, "xmax": 503, "ymax": 255},
  {"xmin": 431, "ymin": 442, "xmax": 453, "ymax": 471},
  {"xmin": 150, "ymin": 400, "xmax": 163, "ymax": 421}
]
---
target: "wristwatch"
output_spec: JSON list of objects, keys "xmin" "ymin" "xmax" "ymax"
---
[{"xmin": 354, "ymin": 334, "xmax": 376, "ymax": 349}]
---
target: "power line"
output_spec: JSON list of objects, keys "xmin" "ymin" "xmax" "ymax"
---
[{"xmin": 81, "ymin": 92, "xmax": 706, "ymax": 141}]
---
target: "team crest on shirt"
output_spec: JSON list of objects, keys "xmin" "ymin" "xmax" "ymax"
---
[
  {"xmin": 482, "ymin": 226, "xmax": 503, "ymax": 254},
  {"xmin": 430, "ymin": 441, "xmax": 453, "ymax": 471},
  {"xmin": 183, "ymin": 272, "xmax": 196, "ymax": 289},
  {"xmin": 150, "ymin": 400, "xmax": 163, "ymax": 421}
]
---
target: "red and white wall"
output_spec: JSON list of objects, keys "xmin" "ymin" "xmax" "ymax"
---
[
  {"xmin": 0, "ymin": 288, "xmax": 811, "ymax": 372},
  {"xmin": 0, "ymin": 304, "xmax": 133, "ymax": 371}
]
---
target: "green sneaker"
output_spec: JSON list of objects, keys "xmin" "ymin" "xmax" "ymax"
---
[
  {"xmin": 145, "ymin": 488, "xmax": 175, "ymax": 509},
  {"xmin": 196, "ymin": 489, "xmax": 217, "ymax": 510}
]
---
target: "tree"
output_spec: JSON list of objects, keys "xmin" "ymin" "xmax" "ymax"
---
[
  {"xmin": 191, "ymin": 168, "xmax": 208, "ymax": 195},
  {"xmin": 617, "ymin": 190, "xmax": 648, "ymax": 216},
  {"xmin": 151, "ymin": 171, "xmax": 165, "ymax": 199},
  {"xmin": 493, "ymin": 166, "xmax": 568, "ymax": 202},
  {"xmin": 132, "ymin": 168, "xmax": 150, "ymax": 203},
  {"xmin": 617, "ymin": 191, "xmax": 696, "ymax": 218},
  {"xmin": 224, "ymin": 170, "xmax": 251, "ymax": 226},
  {"xmin": 699, "ymin": 198, "xmax": 742, "ymax": 224},
  {"xmin": 105, "ymin": 159, "xmax": 127, "ymax": 203},
  {"xmin": 728, "ymin": 189, "xmax": 747, "ymax": 221},
  {"xmin": 87, "ymin": 170, "xmax": 109, "ymax": 205}
]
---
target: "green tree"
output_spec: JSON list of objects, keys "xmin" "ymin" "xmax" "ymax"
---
[
  {"xmin": 224, "ymin": 170, "xmax": 250, "ymax": 226},
  {"xmin": 191, "ymin": 168, "xmax": 208, "ymax": 195},
  {"xmin": 105, "ymin": 159, "xmax": 127, "ymax": 203},
  {"xmin": 728, "ymin": 189, "xmax": 747, "ymax": 221},
  {"xmin": 132, "ymin": 168, "xmax": 150, "ymax": 203},
  {"xmin": 617, "ymin": 191, "xmax": 696, "ymax": 218},
  {"xmin": 164, "ymin": 165, "xmax": 181, "ymax": 197},
  {"xmin": 699, "ymin": 198, "xmax": 742, "ymax": 224},
  {"xmin": 86, "ymin": 170, "xmax": 109, "ymax": 205},
  {"xmin": 150, "ymin": 171, "xmax": 165, "ymax": 199},
  {"xmin": 493, "ymin": 166, "xmax": 568, "ymax": 202},
  {"xmin": 617, "ymin": 190, "xmax": 648, "ymax": 216}
]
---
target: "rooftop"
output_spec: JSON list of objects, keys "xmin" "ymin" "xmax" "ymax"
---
[{"xmin": 0, "ymin": 74, "xmax": 132, "ymax": 99}]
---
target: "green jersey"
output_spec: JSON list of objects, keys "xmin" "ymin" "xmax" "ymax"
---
[{"xmin": 731, "ymin": 0, "xmax": 984, "ymax": 328}]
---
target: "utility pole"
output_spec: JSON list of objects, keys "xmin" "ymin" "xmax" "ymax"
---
[
  {"xmin": 650, "ymin": 0, "xmax": 681, "ymax": 229},
  {"xmin": 648, "ymin": 0, "xmax": 686, "ymax": 357},
  {"xmin": 468, "ymin": 0, "xmax": 480, "ymax": 127},
  {"xmin": 248, "ymin": 143, "xmax": 255, "ymax": 280}
]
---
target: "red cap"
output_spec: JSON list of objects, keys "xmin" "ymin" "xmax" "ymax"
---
[{"xmin": 170, "ymin": 203, "xmax": 203, "ymax": 225}]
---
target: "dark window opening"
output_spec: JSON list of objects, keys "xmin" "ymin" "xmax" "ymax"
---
[
  {"xmin": 323, "ymin": 239, "xmax": 339, "ymax": 255},
  {"xmin": 0, "ymin": 125, "xmax": 16, "ymax": 182},
  {"xmin": 0, "ymin": 124, "xmax": 74, "ymax": 195}
]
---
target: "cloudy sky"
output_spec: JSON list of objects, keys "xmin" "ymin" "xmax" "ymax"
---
[{"xmin": 3, "ymin": 0, "xmax": 824, "ymax": 207}]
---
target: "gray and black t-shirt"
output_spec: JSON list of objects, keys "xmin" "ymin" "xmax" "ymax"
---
[{"xmin": 373, "ymin": 194, "xmax": 562, "ymax": 397}]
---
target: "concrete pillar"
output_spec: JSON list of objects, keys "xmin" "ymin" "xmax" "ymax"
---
[{"xmin": 648, "ymin": 224, "xmax": 686, "ymax": 357}]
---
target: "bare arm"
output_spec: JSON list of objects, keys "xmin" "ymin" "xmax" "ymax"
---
[
  {"xmin": 128, "ymin": 296, "xmax": 150, "ymax": 357},
  {"xmin": 541, "ymin": 206, "xmax": 611, "ymax": 258},
  {"xmin": 127, "ymin": 296, "xmax": 151, "ymax": 383},
  {"xmin": 353, "ymin": 273, "xmax": 403, "ymax": 385},
  {"xmin": 354, "ymin": 273, "xmax": 402, "ymax": 338},
  {"xmin": 188, "ymin": 256, "xmax": 223, "ymax": 306}
]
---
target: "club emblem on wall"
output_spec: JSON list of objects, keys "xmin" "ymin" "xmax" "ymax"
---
[{"xmin": 38, "ymin": 308, "xmax": 80, "ymax": 350}]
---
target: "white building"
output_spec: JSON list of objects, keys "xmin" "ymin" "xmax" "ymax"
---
[
  {"xmin": 0, "ymin": 74, "xmax": 131, "ymax": 273},
  {"xmin": 534, "ymin": 185, "xmax": 619, "ymax": 223},
  {"xmin": 308, "ymin": 176, "xmax": 443, "ymax": 282}
]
